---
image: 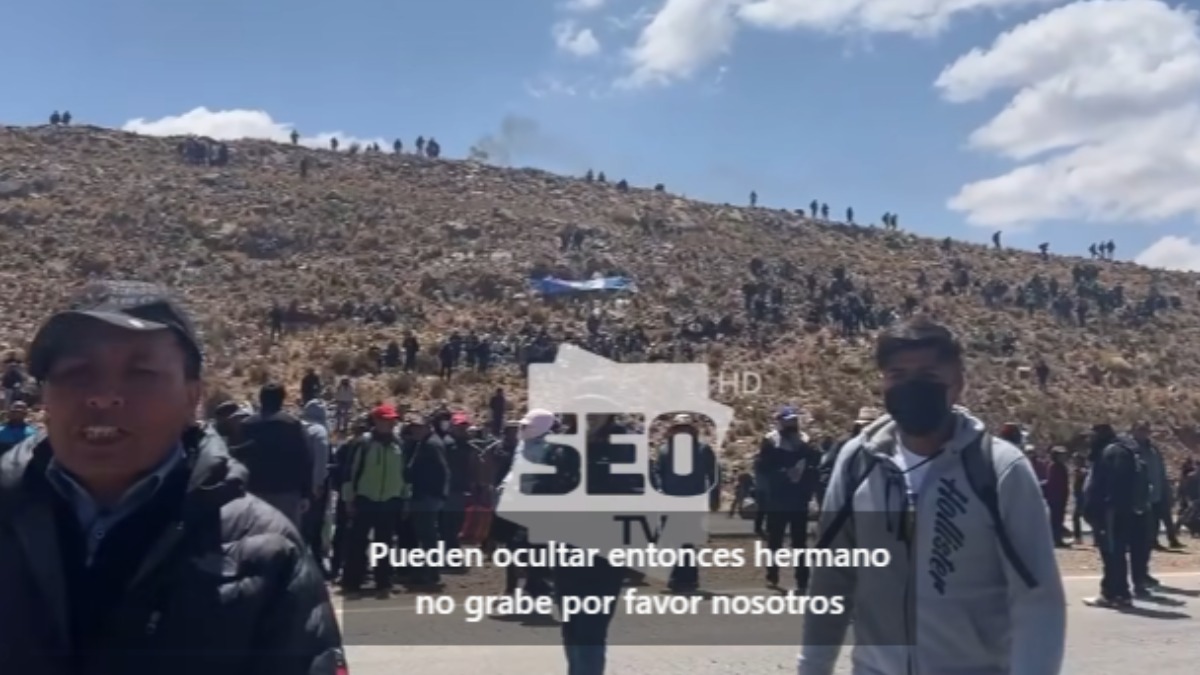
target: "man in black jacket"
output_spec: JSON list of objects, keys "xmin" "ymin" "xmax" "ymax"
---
[
  {"xmin": 329, "ymin": 413, "xmax": 371, "ymax": 581},
  {"xmin": 0, "ymin": 279, "xmax": 341, "ymax": 675},
  {"xmin": 441, "ymin": 411, "xmax": 476, "ymax": 557},
  {"xmin": 816, "ymin": 408, "xmax": 878, "ymax": 505},
  {"xmin": 1084, "ymin": 421, "xmax": 1155, "ymax": 606},
  {"xmin": 655, "ymin": 413, "xmax": 718, "ymax": 592},
  {"xmin": 238, "ymin": 383, "xmax": 314, "ymax": 526},
  {"xmin": 553, "ymin": 413, "xmax": 630, "ymax": 675},
  {"xmin": 755, "ymin": 405, "xmax": 821, "ymax": 592},
  {"xmin": 405, "ymin": 412, "xmax": 449, "ymax": 587}
]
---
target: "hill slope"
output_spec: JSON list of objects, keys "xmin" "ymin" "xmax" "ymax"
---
[{"xmin": 2, "ymin": 124, "xmax": 1198, "ymax": 467}]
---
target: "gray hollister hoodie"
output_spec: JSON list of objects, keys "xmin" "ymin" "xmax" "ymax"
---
[{"xmin": 799, "ymin": 408, "xmax": 1065, "ymax": 675}]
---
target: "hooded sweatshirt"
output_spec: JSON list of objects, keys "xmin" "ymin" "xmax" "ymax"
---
[
  {"xmin": 301, "ymin": 400, "xmax": 331, "ymax": 493},
  {"xmin": 799, "ymin": 407, "xmax": 1065, "ymax": 675}
]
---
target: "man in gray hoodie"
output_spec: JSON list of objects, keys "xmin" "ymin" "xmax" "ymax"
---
[
  {"xmin": 799, "ymin": 317, "xmax": 1065, "ymax": 675},
  {"xmin": 301, "ymin": 399, "xmax": 332, "ymax": 566}
]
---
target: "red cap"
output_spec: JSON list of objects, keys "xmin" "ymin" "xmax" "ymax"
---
[
  {"xmin": 372, "ymin": 404, "xmax": 399, "ymax": 421},
  {"xmin": 451, "ymin": 412, "xmax": 471, "ymax": 425}
]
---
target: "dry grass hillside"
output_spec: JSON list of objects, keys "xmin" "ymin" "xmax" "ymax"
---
[{"xmin": 3, "ymin": 123, "xmax": 1200, "ymax": 470}]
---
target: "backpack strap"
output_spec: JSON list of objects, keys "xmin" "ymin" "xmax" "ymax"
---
[
  {"xmin": 961, "ymin": 434, "xmax": 1039, "ymax": 589},
  {"xmin": 815, "ymin": 444, "xmax": 880, "ymax": 548}
]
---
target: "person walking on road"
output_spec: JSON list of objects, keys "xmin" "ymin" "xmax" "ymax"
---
[
  {"xmin": 552, "ymin": 413, "xmax": 630, "ymax": 675},
  {"xmin": 1085, "ymin": 420, "xmax": 1158, "ymax": 605},
  {"xmin": 755, "ymin": 405, "xmax": 821, "ymax": 592},
  {"xmin": 801, "ymin": 317, "xmax": 1065, "ymax": 675},
  {"xmin": 655, "ymin": 414, "xmax": 717, "ymax": 592},
  {"xmin": 0, "ymin": 279, "xmax": 342, "ymax": 674}
]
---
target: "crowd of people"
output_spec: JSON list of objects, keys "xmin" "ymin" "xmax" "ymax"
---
[{"xmin": 2, "ymin": 278, "xmax": 1198, "ymax": 675}]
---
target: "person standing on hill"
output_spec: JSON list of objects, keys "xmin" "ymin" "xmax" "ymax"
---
[
  {"xmin": 333, "ymin": 377, "xmax": 355, "ymax": 434},
  {"xmin": 300, "ymin": 369, "xmax": 322, "ymax": 405},
  {"xmin": 237, "ymin": 383, "xmax": 313, "ymax": 526}
]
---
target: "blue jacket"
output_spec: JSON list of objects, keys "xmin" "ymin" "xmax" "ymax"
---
[{"xmin": 0, "ymin": 423, "xmax": 35, "ymax": 454}]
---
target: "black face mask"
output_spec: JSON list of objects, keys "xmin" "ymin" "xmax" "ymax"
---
[{"xmin": 884, "ymin": 379, "xmax": 951, "ymax": 437}]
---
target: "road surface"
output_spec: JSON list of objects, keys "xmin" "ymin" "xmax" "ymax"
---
[
  {"xmin": 705, "ymin": 513, "xmax": 1135, "ymax": 539},
  {"xmin": 338, "ymin": 571, "xmax": 1199, "ymax": 674}
]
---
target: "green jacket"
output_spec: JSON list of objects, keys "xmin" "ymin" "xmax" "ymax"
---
[{"xmin": 342, "ymin": 435, "xmax": 410, "ymax": 502}]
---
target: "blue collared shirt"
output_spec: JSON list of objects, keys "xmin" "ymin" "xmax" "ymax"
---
[{"xmin": 46, "ymin": 444, "xmax": 187, "ymax": 565}]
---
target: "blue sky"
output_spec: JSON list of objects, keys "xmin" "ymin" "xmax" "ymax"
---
[{"xmin": 5, "ymin": 0, "xmax": 1200, "ymax": 269}]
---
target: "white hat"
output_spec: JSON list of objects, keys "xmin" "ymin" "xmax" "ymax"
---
[
  {"xmin": 519, "ymin": 409, "xmax": 557, "ymax": 439},
  {"xmin": 671, "ymin": 413, "xmax": 695, "ymax": 426}
]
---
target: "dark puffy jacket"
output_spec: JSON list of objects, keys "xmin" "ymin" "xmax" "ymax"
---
[
  {"xmin": 1085, "ymin": 436, "xmax": 1152, "ymax": 520},
  {"xmin": 443, "ymin": 436, "xmax": 474, "ymax": 494},
  {"xmin": 0, "ymin": 426, "xmax": 342, "ymax": 675},
  {"xmin": 0, "ymin": 421, "xmax": 36, "ymax": 454},
  {"xmin": 406, "ymin": 433, "xmax": 450, "ymax": 501},
  {"xmin": 237, "ymin": 410, "xmax": 314, "ymax": 496}
]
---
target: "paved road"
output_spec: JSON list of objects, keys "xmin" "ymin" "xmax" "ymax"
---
[
  {"xmin": 705, "ymin": 513, "xmax": 1141, "ymax": 539},
  {"xmin": 339, "ymin": 571, "xmax": 1199, "ymax": 674}
]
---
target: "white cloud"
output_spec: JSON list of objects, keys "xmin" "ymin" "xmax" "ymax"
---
[
  {"xmin": 563, "ymin": 0, "xmax": 606, "ymax": 11},
  {"xmin": 738, "ymin": 0, "xmax": 1061, "ymax": 35},
  {"xmin": 619, "ymin": 0, "xmax": 744, "ymax": 88},
  {"xmin": 553, "ymin": 20, "xmax": 602, "ymax": 57},
  {"xmin": 1136, "ymin": 234, "xmax": 1200, "ymax": 271},
  {"xmin": 938, "ymin": 0, "xmax": 1200, "ymax": 228},
  {"xmin": 619, "ymin": 0, "xmax": 1060, "ymax": 88},
  {"xmin": 122, "ymin": 107, "xmax": 385, "ymax": 149}
]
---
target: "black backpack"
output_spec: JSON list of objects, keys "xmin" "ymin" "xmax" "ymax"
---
[{"xmin": 815, "ymin": 433, "xmax": 1038, "ymax": 589}]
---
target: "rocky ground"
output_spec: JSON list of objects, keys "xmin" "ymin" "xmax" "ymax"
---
[{"xmin": 3, "ymin": 124, "xmax": 1200, "ymax": 473}]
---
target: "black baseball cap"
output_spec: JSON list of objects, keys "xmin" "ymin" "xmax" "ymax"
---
[{"xmin": 28, "ymin": 280, "xmax": 202, "ymax": 380}]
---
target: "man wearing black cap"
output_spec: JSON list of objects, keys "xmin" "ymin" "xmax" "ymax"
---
[
  {"xmin": 211, "ymin": 399, "xmax": 252, "ymax": 447},
  {"xmin": 0, "ymin": 280, "xmax": 341, "ymax": 673}
]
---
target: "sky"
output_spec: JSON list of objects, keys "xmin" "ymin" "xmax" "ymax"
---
[{"xmin": 5, "ymin": 0, "xmax": 1200, "ymax": 270}]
